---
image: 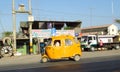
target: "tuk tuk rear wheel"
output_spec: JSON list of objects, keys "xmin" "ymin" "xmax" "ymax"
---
[
  {"xmin": 41, "ymin": 57, "xmax": 48, "ymax": 63},
  {"xmin": 74, "ymin": 55, "xmax": 80, "ymax": 61}
]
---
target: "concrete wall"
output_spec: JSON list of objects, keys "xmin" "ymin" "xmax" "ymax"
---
[{"xmin": 108, "ymin": 24, "xmax": 118, "ymax": 35}]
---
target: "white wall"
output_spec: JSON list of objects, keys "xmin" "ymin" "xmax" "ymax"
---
[{"xmin": 107, "ymin": 24, "xmax": 118, "ymax": 35}]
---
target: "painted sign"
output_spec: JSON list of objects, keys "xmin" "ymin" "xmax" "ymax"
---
[
  {"xmin": 32, "ymin": 29, "xmax": 51, "ymax": 38},
  {"xmin": 51, "ymin": 28, "xmax": 56, "ymax": 36},
  {"xmin": 56, "ymin": 30, "xmax": 75, "ymax": 36},
  {"xmin": 32, "ymin": 29, "xmax": 75, "ymax": 38}
]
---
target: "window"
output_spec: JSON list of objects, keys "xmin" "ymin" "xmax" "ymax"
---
[
  {"xmin": 112, "ymin": 29, "xmax": 114, "ymax": 32},
  {"xmin": 54, "ymin": 40, "xmax": 61, "ymax": 46},
  {"xmin": 47, "ymin": 38, "xmax": 52, "ymax": 46},
  {"xmin": 65, "ymin": 39, "xmax": 72, "ymax": 46},
  {"xmin": 88, "ymin": 37, "xmax": 92, "ymax": 40},
  {"xmin": 93, "ymin": 36, "xmax": 96, "ymax": 40},
  {"xmin": 108, "ymin": 39, "xmax": 112, "ymax": 42},
  {"xmin": 81, "ymin": 36, "xmax": 87, "ymax": 42}
]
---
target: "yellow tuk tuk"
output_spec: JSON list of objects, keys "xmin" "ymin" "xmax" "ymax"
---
[{"xmin": 41, "ymin": 35, "xmax": 82, "ymax": 62}]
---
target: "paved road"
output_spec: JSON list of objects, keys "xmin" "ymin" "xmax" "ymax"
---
[
  {"xmin": 0, "ymin": 50, "xmax": 120, "ymax": 66},
  {"xmin": 0, "ymin": 55, "xmax": 120, "ymax": 72},
  {"xmin": 0, "ymin": 50, "xmax": 120, "ymax": 72}
]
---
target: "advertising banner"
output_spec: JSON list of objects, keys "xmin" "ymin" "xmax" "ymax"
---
[{"xmin": 32, "ymin": 29, "xmax": 75, "ymax": 38}]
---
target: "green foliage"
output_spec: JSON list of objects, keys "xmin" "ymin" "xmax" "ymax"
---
[
  {"xmin": 64, "ymin": 27, "xmax": 72, "ymax": 30},
  {"xmin": 2, "ymin": 31, "xmax": 13, "ymax": 37},
  {"xmin": 115, "ymin": 19, "xmax": 120, "ymax": 23}
]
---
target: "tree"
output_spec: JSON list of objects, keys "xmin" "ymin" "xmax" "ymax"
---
[
  {"xmin": 115, "ymin": 19, "xmax": 120, "ymax": 34},
  {"xmin": 2, "ymin": 31, "xmax": 13, "ymax": 37},
  {"xmin": 61, "ymin": 26, "xmax": 72, "ymax": 30},
  {"xmin": 115, "ymin": 19, "xmax": 120, "ymax": 24}
]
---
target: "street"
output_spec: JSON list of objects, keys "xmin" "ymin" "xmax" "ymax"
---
[
  {"xmin": 0, "ymin": 50, "xmax": 120, "ymax": 72},
  {"xmin": 0, "ymin": 55, "xmax": 120, "ymax": 72}
]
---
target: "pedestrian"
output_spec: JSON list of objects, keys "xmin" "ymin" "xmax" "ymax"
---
[{"xmin": 99, "ymin": 40, "xmax": 103, "ymax": 50}]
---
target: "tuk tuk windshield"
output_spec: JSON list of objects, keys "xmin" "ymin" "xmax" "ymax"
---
[
  {"xmin": 46, "ymin": 38, "xmax": 52, "ymax": 46},
  {"xmin": 81, "ymin": 36, "xmax": 88, "ymax": 42}
]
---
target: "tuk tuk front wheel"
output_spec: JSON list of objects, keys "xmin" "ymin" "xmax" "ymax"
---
[
  {"xmin": 41, "ymin": 57, "xmax": 48, "ymax": 63},
  {"xmin": 74, "ymin": 55, "xmax": 80, "ymax": 61}
]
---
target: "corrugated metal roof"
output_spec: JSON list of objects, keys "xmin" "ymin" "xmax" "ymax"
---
[{"xmin": 82, "ymin": 24, "xmax": 112, "ymax": 30}]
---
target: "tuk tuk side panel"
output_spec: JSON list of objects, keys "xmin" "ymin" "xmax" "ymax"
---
[
  {"xmin": 44, "ymin": 35, "xmax": 82, "ymax": 60},
  {"xmin": 63, "ymin": 39, "xmax": 74, "ymax": 57},
  {"xmin": 70, "ymin": 43, "xmax": 82, "ymax": 57},
  {"xmin": 45, "ymin": 46, "xmax": 54, "ymax": 59},
  {"xmin": 45, "ymin": 39, "xmax": 64, "ymax": 59},
  {"xmin": 63, "ymin": 39, "xmax": 82, "ymax": 57}
]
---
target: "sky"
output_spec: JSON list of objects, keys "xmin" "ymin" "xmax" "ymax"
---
[{"xmin": 0, "ymin": 0, "xmax": 120, "ymax": 34}]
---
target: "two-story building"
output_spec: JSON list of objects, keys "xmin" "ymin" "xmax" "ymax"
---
[
  {"xmin": 19, "ymin": 20, "xmax": 82, "ymax": 38},
  {"xmin": 17, "ymin": 20, "xmax": 82, "ymax": 55},
  {"xmin": 81, "ymin": 24, "xmax": 118, "ymax": 36}
]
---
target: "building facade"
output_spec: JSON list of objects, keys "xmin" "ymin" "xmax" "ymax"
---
[
  {"xmin": 81, "ymin": 24, "xmax": 118, "ymax": 36},
  {"xmin": 20, "ymin": 20, "xmax": 82, "ymax": 38}
]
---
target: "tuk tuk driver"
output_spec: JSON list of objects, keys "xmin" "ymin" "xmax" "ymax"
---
[{"xmin": 54, "ymin": 40, "xmax": 61, "ymax": 46}]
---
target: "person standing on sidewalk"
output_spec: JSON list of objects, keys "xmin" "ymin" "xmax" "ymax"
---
[{"xmin": 99, "ymin": 40, "xmax": 103, "ymax": 50}]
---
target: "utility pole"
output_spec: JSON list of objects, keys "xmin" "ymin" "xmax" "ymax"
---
[
  {"xmin": 28, "ymin": 0, "xmax": 34, "ymax": 54},
  {"xmin": 12, "ymin": 0, "xmax": 16, "ymax": 54},
  {"xmin": 112, "ymin": 0, "xmax": 115, "ymax": 24},
  {"xmin": 90, "ymin": 8, "xmax": 94, "ymax": 26},
  {"xmin": 12, "ymin": 0, "xmax": 34, "ymax": 55}
]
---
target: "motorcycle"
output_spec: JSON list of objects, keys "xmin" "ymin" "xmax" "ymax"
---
[{"xmin": 0, "ymin": 46, "xmax": 13, "ymax": 57}]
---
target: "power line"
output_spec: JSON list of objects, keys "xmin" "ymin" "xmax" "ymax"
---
[
  {"xmin": 0, "ymin": 13, "xmax": 11, "ymax": 16},
  {"xmin": 0, "ymin": 12, "xmax": 6, "ymax": 32},
  {"xmin": 32, "ymin": 8, "xmax": 114, "ymax": 18}
]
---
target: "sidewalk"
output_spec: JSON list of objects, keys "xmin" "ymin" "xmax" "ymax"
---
[
  {"xmin": 0, "ymin": 54, "xmax": 42, "ymax": 66},
  {"xmin": 81, "ymin": 50, "xmax": 120, "ymax": 58},
  {"xmin": 0, "ymin": 50, "xmax": 120, "ymax": 66}
]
